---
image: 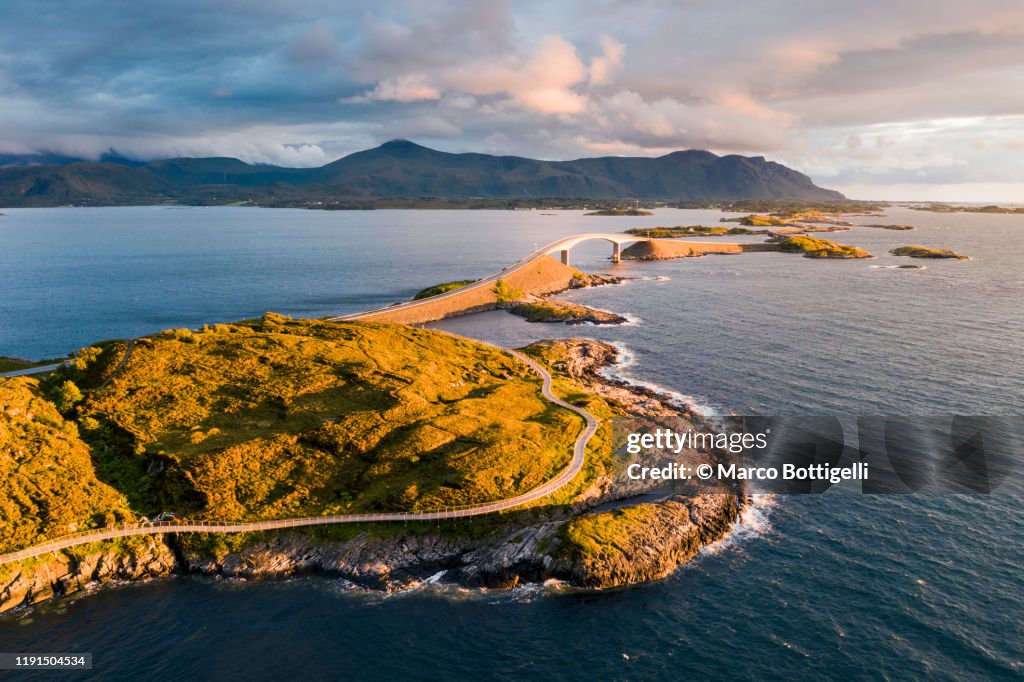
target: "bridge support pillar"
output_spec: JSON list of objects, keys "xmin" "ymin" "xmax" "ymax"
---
[
  {"xmin": 612, "ymin": 242, "xmax": 621, "ymax": 263},
  {"xmin": 560, "ymin": 249, "xmax": 570, "ymax": 265}
]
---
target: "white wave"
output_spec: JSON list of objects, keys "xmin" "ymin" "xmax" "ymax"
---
[
  {"xmin": 599, "ymin": 342, "xmax": 720, "ymax": 416},
  {"xmin": 619, "ymin": 312, "xmax": 643, "ymax": 326},
  {"xmin": 869, "ymin": 264, "xmax": 926, "ymax": 270},
  {"xmin": 700, "ymin": 494, "xmax": 776, "ymax": 556},
  {"xmin": 422, "ymin": 570, "xmax": 447, "ymax": 585},
  {"xmin": 620, "ymin": 275, "xmax": 671, "ymax": 285},
  {"xmin": 564, "ymin": 304, "xmax": 640, "ymax": 326}
]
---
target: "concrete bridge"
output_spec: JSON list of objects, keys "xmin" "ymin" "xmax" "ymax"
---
[
  {"xmin": 331, "ymin": 233, "xmax": 651, "ymax": 323},
  {"xmin": 543, "ymin": 233, "xmax": 650, "ymax": 265}
]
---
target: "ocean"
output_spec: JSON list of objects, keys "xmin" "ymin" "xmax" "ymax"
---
[{"xmin": 0, "ymin": 206, "xmax": 1021, "ymax": 679}]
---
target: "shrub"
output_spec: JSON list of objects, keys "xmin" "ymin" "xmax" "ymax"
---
[
  {"xmin": 492, "ymin": 279, "xmax": 524, "ymax": 303},
  {"xmin": 49, "ymin": 379, "xmax": 84, "ymax": 413}
]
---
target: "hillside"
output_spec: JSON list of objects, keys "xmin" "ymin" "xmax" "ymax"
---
[
  {"xmin": 0, "ymin": 140, "xmax": 844, "ymax": 206},
  {"xmin": 56, "ymin": 317, "xmax": 582, "ymax": 522},
  {"xmin": 0, "ymin": 378, "xmax": 132, "ymax": 553}
]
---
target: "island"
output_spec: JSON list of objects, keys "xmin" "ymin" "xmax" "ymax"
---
[
  {"xmin": 909, "ymin": 204, "xmax": 1024, "ymax": 215},
  {"xmin": 624, "ymin": 226, "xmax": 761, "ymax": 237},
  {"xmin": 509, "ymin": 301, "xmax": 627, "ymax": 325},
  {"xmin": 413, "ymin": 280, "xmax": 476, "ymax": 299},
  {"xmin": 890, "ymin": 245, "xmax": 969, "ymax": 259},
  {"xmin": 409, "ymin": 267, "xmax": 625, "ymax": 327},
  {"xmin": 0, "ymin": 317, "xmax": 737, "ymax": 612},
  {"xmin": 585, "ymin": 208, "xmax": 654, "ymax": 216},
  {"xmin": 721, "ymin": 209, "xmax": 856, "ymax": 229},
  {"xmin": 775, "ymin": 236, "xmax": 873, "ymax": 259},
  {"xmin": 865, "ymin": 224, "xmax": 914, "ymax": 230}
]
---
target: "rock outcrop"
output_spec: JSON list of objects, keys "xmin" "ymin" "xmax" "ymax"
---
[{"xmin": 0, "ymin": 537, "xmax": 176, "ymax": 613}]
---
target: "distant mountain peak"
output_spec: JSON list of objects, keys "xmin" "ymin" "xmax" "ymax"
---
[{"xmin": 376, "ymin": 139, "xmax": 429, "ymax": 152}]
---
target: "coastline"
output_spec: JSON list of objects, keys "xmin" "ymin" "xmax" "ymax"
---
[{"xmin": 0, "ymin": 339, "xmax": 741, "ymax": 614}]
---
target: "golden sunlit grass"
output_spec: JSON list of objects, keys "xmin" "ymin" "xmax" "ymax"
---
[
  {"xmin": 777, "ymin": 235, "xmax": 872, "ymax": 259},
  {"xmin": 71, "ymin": 315, "xmax": 582, "ymax": 520},
  {"xmin": 0, "ymin": 377, "xmax": 132, "ymax": 553}
]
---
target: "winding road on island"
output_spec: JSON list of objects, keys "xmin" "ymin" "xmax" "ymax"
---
[{"xmin": 0, "ymin": 339, "xmax": 598, "ymax": 566}]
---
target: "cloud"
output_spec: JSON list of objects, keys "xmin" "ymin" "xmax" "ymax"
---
[
  {"xmin": 0, "ymin": 0, "xmax": 1022, "ymax": 198},
  {"xmin": 358, "ymin": 33, "xmax": 591, "ymax": 114},
  {"xmin": 344, "ymin": 74, "xmax": 441, "ymax": 103},
  {"xmin": 589, "ymin": 35, "xmax": 626, "ymax": 86},
  {"xmin": 286, "ymin": 20, "xmax": 338, "ymax": 64},
  {"xmin": 587, "ymin": 90, "xmax": 791, "ymax": 152}
]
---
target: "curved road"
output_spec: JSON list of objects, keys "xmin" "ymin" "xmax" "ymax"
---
[{"xmin": 0, "ymin": 339, "xmax": 598, "ymax": 566}]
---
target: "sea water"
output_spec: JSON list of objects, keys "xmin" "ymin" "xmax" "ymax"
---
[{"xmin": 0, "ymin": 206, "xmax": 1020, "ymax": 679}]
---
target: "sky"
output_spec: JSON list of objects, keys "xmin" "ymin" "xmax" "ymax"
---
[{"xmin": 1, "ymin": 0, "xmax": 1022, "ymax": 201}]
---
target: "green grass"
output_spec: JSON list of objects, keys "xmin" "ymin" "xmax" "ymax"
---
[
  {"xmin": 412, "ymin": 280, "xmax": 476, "ymax": 300},
  {"xmin": 777, "ymin": 236, "xmax": 872, "ymax": 259},
  {"xmin": 559, "ymin": 504, "xmax": 659, "ymax": 559},
  {"xmin": 492, "ymin": 279, "xmax": 524, "ymax": 303},
  {"xmin": 509, "ymin": 301, "xmax": 623, "ymax": 324},
  {"xmin": 510, "ymin": 301, "xmax": 584, "ymax": 322}
]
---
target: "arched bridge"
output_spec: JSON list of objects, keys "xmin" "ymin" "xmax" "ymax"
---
[
  {"xmin": 331, "ymin": 233, "xmax": 650, "ymax": 322},
  {"xmin": 543, "ymin": 233, "xmax": 648, "ymax": 265}
]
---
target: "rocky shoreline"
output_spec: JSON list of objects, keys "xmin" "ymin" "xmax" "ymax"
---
[{"xmin": 1, "ymin": 339, "xmax": 741, "ymax": 614}]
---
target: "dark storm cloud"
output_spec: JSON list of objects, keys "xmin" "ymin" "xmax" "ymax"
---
[{"xmin": 0, "ymin": 0, "xmax": 1022, "ymax": 198}]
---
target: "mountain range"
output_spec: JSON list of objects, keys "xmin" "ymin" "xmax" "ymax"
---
[{"xmin": 0, "ymin": 139, "xmax": 844, "ymax": 206}]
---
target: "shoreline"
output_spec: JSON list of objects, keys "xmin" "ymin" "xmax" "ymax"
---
[
  {"xmin": 0, "ymin": 339, "xmax": 742, "ymax": 614},
  {"xmin": 0, "ymin": 227, "xmax": 770, "ymax": 613}
]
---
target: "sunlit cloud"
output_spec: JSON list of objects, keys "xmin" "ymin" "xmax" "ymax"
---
[{"xmin": 0, "ymin": 0, "xmax": 1021, "ymax": 198}]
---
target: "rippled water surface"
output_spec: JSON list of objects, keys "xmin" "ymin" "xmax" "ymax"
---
[{"xmin": 1, "ymin": 206, "xmax": 1021, "ymax": 680}]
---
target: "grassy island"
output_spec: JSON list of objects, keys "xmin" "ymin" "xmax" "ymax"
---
[
  {"xmin": 0, "ymin": 316, "xmax": 594, "ymax": 553},
  {"xmin": 890, "ymin": 245, "xmax": 969, "ymax": 259},
  {"xmin": 412, "ymin": 280, "xmax": 476, "ymax": 300},
  {"xmin": 624, "ymin": 226, "xmax": 757, "ymax": 237},
  {"xmin": 585, "ymin": 209, "xmax": 653, "ymax": 216},
  {"xmin": 777, "ymin": 236, "xmax": 872, "ymax": 259},
  {"xmin": 910, "ymin": 204, "xmax": 1024, "ymax": 215},
  {"xmin": 509, "ymin": 300, "xmax": 626, "ymax": 325},
  {"xmin": 731, "ymin": 214, "xmax": 788, "ymax": 227}
]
